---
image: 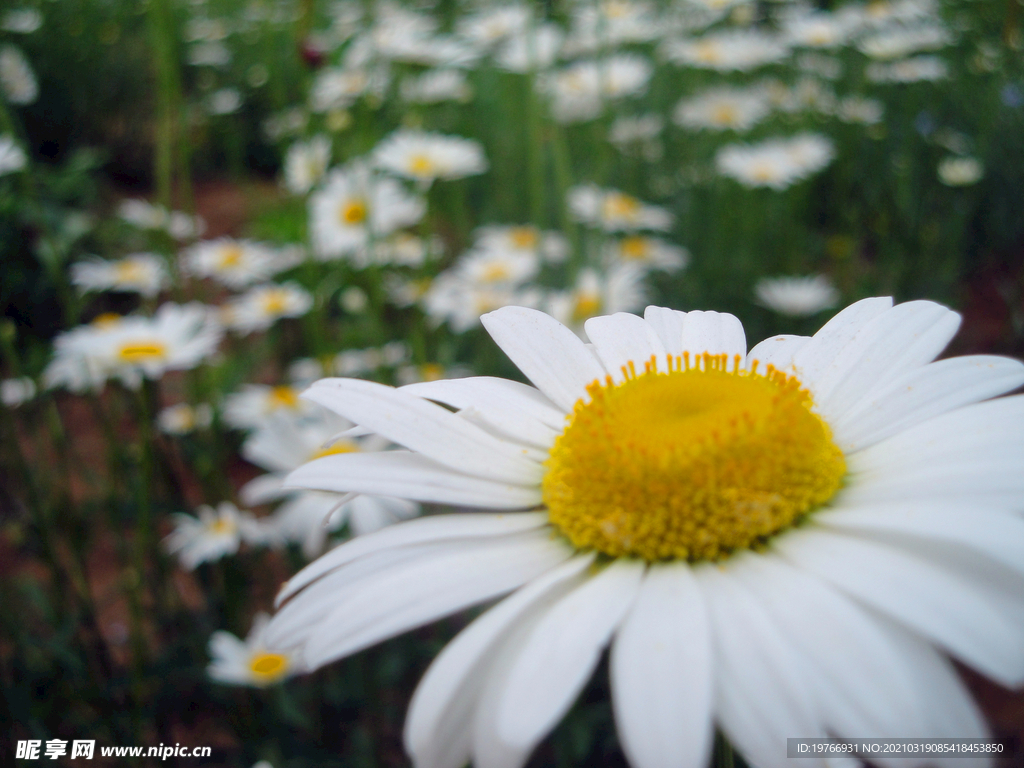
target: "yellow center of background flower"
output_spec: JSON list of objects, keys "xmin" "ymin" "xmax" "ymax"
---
[
  {"xmin": 408, "ymin": 154, "xmax": 435, "ymax": 176},
  {"xmin": 268, "ymin": 385, "xmax": 300, "ymax": 409},
  {"xmin": 261, "ymin": 291, "xmax": 289, "ymax": 314},
  {"xmin": 118, "ymin": 341, "xmax": 167, "ymax": 363},
  {"xmin": 543, "ymin": 354, "xmax": 845, "ymax": 562},
  {"xmin": 508, "ymin": 227, "xmax": 538, "ymax": 249},
  {"xmin": 248, "ymin": 652, "xmax": 289, "ymax": 680},
  {"xmin": 603, "ymin": 193, "xmax": 641, "ymax": 221},
  {"xmin": 712, "ymin": 103, "xmax": 739, "ymax": 126},
  {"xmin": 115, "ymin": 260, "xmax": 146, "ymax": 283},
  {"xmin": 218, "ymin": 245, "xmax": 244, "ymax": 268},
  {"xmin": 619, "ymin": 236, "xmax": 649, "ymax": 260},
  {"xmin": 339, "ymin": 200, "xmax": 367, "ymax": 225},
  {"xmin": 481, "ymin": 263, "xmax": 511, "ymax": 282}
]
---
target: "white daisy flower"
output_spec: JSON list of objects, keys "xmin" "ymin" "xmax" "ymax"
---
[
  {"xmin": 662, "ymin": 29, "xmax": 790, "ymax": 72},
  {"xmin": 240, "ymin": 413, "xmax": 419, "ymax": 557},
  {"xmin": 0, "ymin": 44, "xmax": 37, "ymax": 104},
  {"xmin": 283, "ymin": 135, "xmax": 332, "ymax": 195},
  {"xmin": 310, "ymin": 67, "xmax": 372, "ymax": 113},
  {"xmin": 223, "ymin": 283, "xmax": 314, "ymax": 335},
  {"xmin": 223, "ymin": 383, "xmax": 323, "ymax": 431},
  {"xmin": 118, "ymin": 199, "xmax": 205, "ymax": 240},
  {"xmin": 836, "ymin": 96, "xmax": 884, "ymax": 125},
  {"xmin": 370, "ymin": 233, "xmax": 441, "ymax": 268},
  {"xmin": 401, "ymin": 69, "xmax": 472, "ymax": 104},
  {"xmin": 332, "ymin": 341, "xmax": 411, "ymax": 377},
  {"xmin": 207, "ymin": 613, "xmax": 298, "ymax": 687},
  {"xmin": 43, "ymin": 304, "xmax": 223, "ymax": 392},
  {"xmin": 0, "ymin": 134, "xmax": 27, "ymax": 175},
  {"xmin": 567, "ymin": 185, "xmax": 672, "ymax": 232},
  {"xmin": 865, "ymin": 55, "xmax": 947, "ymax": 83},
  {"xmin": 540, "ymin": 55, "xmax": 654, "ymax": 124},
  {"xmin": 2, "ymin": 9, "xmax": 43, "ymax": 34},
  {"xmin": 781, "ymin": 10, "xmax": 857, "ymax": 49},
  {"xmin": 308, "ymin": 162, "xmax": 426, "ymax": 262},
  {"xmin": 1, "ymin": 376, "xmax": 36, "ymax": 407},
  {"xmin": 70, "ymin": 253, "xmax": 169, "ymax": 297},
  {"xmin": 673, "ymin": 85, "xmax": 772, "ymax": 132},
  {"xmin": 858, "ymin": 22, "xmax": 952, "ymax": 60},
  {"xmin": 164, "ymin": 502, "xmax": 262, "ymax": 570},
  {"xmin": 424, "ymin": 271, "xmax": 544, "ymax": 334},
  {"xmin": 608, "ymin": 114, "xmax": 664, "ymax": 147},
  {"xmin": 206, "ymin": 87, "xmax": 242, "ymax": 116},
  {"xmin": 755, "ymin": 275, "xmax": 840, "ymax": 316},
  {"xmin": 266, "ymin": 297, "xmax": 1024, "ymax": 768},
  {"xmin": 546, "ymin": 265, "xmax": 647, "ymax": 336},
  {"xmin": 372, "ymin": 130, "xmax": 488, "ymax": 187},
  {"xmin": 187, "ymin": 41, "xmax": 231, "ymax": 67},
  {"xmin": 493, "ymin": 24, "xmax": 564, "ymax": 73},
  {"xmin": 937, "ymin": 156, "xmax": 984, "ymax": 187},
  {"xmin": 456, "ymin": 6, "xmax": 532, "ymax": 50},
  {"xmin": 475, "ymin": 225, "xmax": 569, "ymax": 265},
  {"xmin": 716, "ymin": 133, "xmax": 836, "ymax": 190},
  {"xmin": 157, "ymin": 403, "xmax": 214, "ymax": 435},
  {"xmin": 562, "ymin": 0, "xmax": 661, "ymax": 55},
  {"xmin": 605, "ymin": 235, "xmax": 690, "ymax": 272},
  {"xmin": 180, "ymin": 238, "xmax": 300, "ymax": 289}
]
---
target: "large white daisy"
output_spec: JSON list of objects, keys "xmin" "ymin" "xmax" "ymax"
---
[{"xmin": 266, "ymin": 299, "xmax": 1024, "ymax": 768}]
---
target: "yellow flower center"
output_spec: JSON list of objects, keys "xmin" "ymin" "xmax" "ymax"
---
[
  {"xmin": 751, "ymin": 162, "xmax": 777, "ymax": 183},
  {"xmin": 339, "ymin": 199, "xmax": 367, "ymax": 225},
  {"xmin": 117, "ymin": 341, "xmax": 167, "ymax": 363},
  {"xmin": 260, "ymin": 290, "xmax": 289, "ymax": 315},
  {"xmin": 218, "ymin": 245, "xmax": 244, "ymax": 269},
  {"xmin": 603, "ymin": 193, "xmax": 641, "ymax": 222},
  {"xmin": 619, "ymin": 236, "xmax": 650, "ymax": 260},
  {"xmin": 418, "ymin": 362, "xmax": 445, "ymax": 381},
  {"xmin": 93, "ymin": 312, "xmax": 123, "ymax": 328},
  {"xmin": 481, "ymin": 263, "xmax": 512, "ymax": 283},
  {"xmin": 208, "ymin": 518, "xmax": 236, "ymax": 535},
  {"xmin": 508, "ymin": 226, "xmax": 538, "ymax": 249},
  {"xmin": 572, "ymin": 293, "xmax": 603, "ymax": 324},
  {"xmin": 694, "ymin": 42, "xmax": 721, "ymax": 64},
  {"xmin": 248, "ymin": 652, "xmax": 289, "ymax": 681},
  {"xmin": 308, "ymin": 441, "xmax": 360, "ymax": 461},
  {"xmin": 408, "ymin": 154, "xmax": 435, "ymax": 177},
  {"xmin": 543, "ymin": 354, "xmax": 845, "ymax": 562},
  {"xmin": 115, "ymin": 260, "xmax": 147, "ymax": 283},
  {"xmin": 268, "ymin": 385, "xmax": 300, "ymax": 410},
  {"xmin": 711, "ymin": 103, "xmax": 740, "ymax": 127}
]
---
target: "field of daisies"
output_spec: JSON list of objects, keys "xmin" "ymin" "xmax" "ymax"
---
[{"xmin": 2, "ymin": 0, "xmax": 1024, "ymax": 766}]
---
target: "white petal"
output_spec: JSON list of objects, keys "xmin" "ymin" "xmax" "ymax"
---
[
  {"xmin": 276, "ymin": 511, "xmax": 548, "ymax": 605},
  {"xmin": 774, "ymin": 528, "xmax": 1024, "ymax": 686},
  {"xmin": 819, "ymin": 502, "xmax": 1024, "ymax": 579},
  {"xmin": 584, "ymin": 312, "xmax": 669, "ymax": 382},
  {"xmin": 643, "ymin": 306, "xmax": 687, "ymax": 355},
  {"xmin": 678, "ymin": 311, "xmax": 747, "ymax": 366},
  {"xmin": 745, "ymin": 334, "xmax": 810, "ymax": 373},
  {"xmin": 404, "ymin": 554, "xmax": 595, "ymax": 768},
  {"xmin": 286, "ymin": 451, "xmax": 543, "ymax": 510},
  {"xmin": 302, "ymin": 530, "xmax": 573, "ymax": 668},
  {"xmin": 239, "ymin": 473, "xmax": 289, "ymax": 505},
  {"xmin": 791, "ymin": 296, "xmax": 893, "ymax": 389},
  {"xmin": 696, "ymin": 564, "xmax": 826, "ymax": 768},
  {"xmin": 810, "ymin": 300, "xmax": 961, "ymax": 418},
  {"xmin": 488, "ymin": 560, "xmax": 645, "ymax": 763},
  {"xmin": 402, "ymin": 376, "xmax": 566, "ymax": 430},
  {"xmin": 303, "ymin": 378, "xmax": 543, "ymax": 485},
  {"xmin": 481, "ymin": 306, "xmax": 606, "ymax": 413},
  {"xmin": 831, "ymin": 355, "xmax": 1024, "ymax": 452},
  {"xmin": 611, "ymin": 563, "xmax": 714, "ymax": 768}
]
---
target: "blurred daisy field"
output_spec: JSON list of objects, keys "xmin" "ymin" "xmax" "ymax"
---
[{"xmin": 2, "ymin": 0, "xmax": 1024, "ymax": 767}]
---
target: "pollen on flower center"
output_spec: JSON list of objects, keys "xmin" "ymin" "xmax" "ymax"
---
[
  {"xmin": 118, "ymin": 341, "xmax": 167, "ymax": 363},
  {"xmin": 408, "ymin": 154, "xmax": 435, "ymax": 176},
  {"xmin": 339, "ymin": 199, "xmax": 367, "ymax": 225},
  {"xmin": 542, "ymin": 353, "xmax": 846, "ymax": 562},
  {"xmin": 249, "ymin": 652, "xmax": 289, "ymax": 679},
  {"xmin": 619, "ymin": 236, "xmax": 649, "ymax": 260},
  {"xmin": 508, "ymin": 227, "xmax": 538, "ymax": 249},
  {"xmin": 268, "ymin": 385, "xmax": 300, "ymax": 409},
  {"xmin": 603, "ymin": 193, "xmax": 640, "ymax": 221}
]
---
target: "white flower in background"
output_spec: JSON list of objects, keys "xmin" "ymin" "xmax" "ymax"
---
[
  {"xmin": 2, "ymin": 9, "xmax": 43, "ymax": 34},
  {"xmin": 609, "ymin": 114, "xmax": 664, "ymax": 146},
  {"xmin": 475, "ymin": 225, "xmax": 569, "ymax": 265},
  {"xmin": 187, "ymin": 41, "xmax": 231, "ymax": 67},
  {"xmin": 858, "ymin": 22, "xmax": 952, "ymax": 60},
  {"xmin": 0, "ymin": 135, "xmax": 27, "ymax": 175},
  {"xmin": 223, "ymin": 383, "xmax": 322, "ymax": 430},
  {"xmin": 673, "ymin": 85, "xmax": 772, "ymax": 132},
  {"xmin": 547, "ymin": 264, "xmax": 647, "ymax": 335},
  {"xmin": 836, "ymin": 96, "xmax": 884, "ymax": 125},
  {"xmin": 309, "ymin": 162, "xmax": 426, "ymax": 262},
  {"xmin": 541, "ymin": 55, "xmax": 653, "ymax": 124},
  {"xmin": 240, "ymin": 412, "xmax": 419, "ymax": 556},
  {"xmin": 223, "ymin": 283, "xmax": 314, "ymax": 335},
  {"xmin": 716, "ymin": 133, "xmax": 836, "ymax": 190},
  {"xmin": 562, "ymin": 1, "xmax": 661, "ymax": 55},
  {"xmin": 332, "ymin": 341, "xmax": 411, "ymax": 377},
  {"xmin": 0, "ymin": 45, "xmax": 37, "ymax": 104},
  {"xmin": 206, "ymin": 87, "xmax": 242, "ymax": 116},
  {"xmin": 781, "ymin": 10, "xmax": 856, "ymax": 49},
  {"xmin": 369, "ymin": 6, "xmax": 477, "ymax": 67},
  {"xmin": 395, "ymin": 362, "xmax": 473, "ymax": 386},
  {"xmin": 310, "ymin": 67, "xmax": 372, "ymax": 112},
  {"xmin": 796, "ymin": 52, "xmax": 843, "ymax": 80},
  {"xmin": 456, "ymin": 6, "xmax": 531, "ymax": 50},
  {"xmin": 373, "ymin": 130, "xmax": 487, "ymax": 187},
  {"xmin": 568, "ymin": 185, "xmax": 672, "ymax": 232},
  {"xmin": 266, "ymin": 297, "xmax": 1024, "ymax": 768},
  {"xmin": 283, "ymin": 135, "xmax": 332, "ymax": 194},
  {"xmin": 425, "ymin": 271, "xmax": 543, "ymax": 333},
  {"xmin": 158, "ymin": 402, "xmax": 214, "ymax": 435},
  {"xmin": 384, "ymin": 274, "xmax": 434, "ymax": 308},
  {"xmin": 494, "ymin": 24, "xmax": 563, "ymax": 73},
  {"xmin": 1, "ymin": 376, "xmax": 36, "ymax": 407},
  {"xmin": 340, "ymin": 286, "xmax": 369, "ymax": 313},
  {"xmin": 164, "ymin": 502, "xmax": 262, "ymax": 570},
  {"xmin": 184, "ymin": 16, "xmax": 230, "ymax": 43},
  {"xmin": 401, "ymin": 69, "xmax": 471, "ymax": 104},
  {"xmin": 755, "ymin": 275, "xmax": 839, "ymax": 316},
  {"xmin": 181, "ymin": 238, "xmax": 300, "ymax": 288},
  {"xmin": 605, "ymin": 235, "xmax": 690, "ymax": 272},
  {"xmin": 118, "ymin": 199, "xmax": 205, "ymax": 240},
  {"xmin": 937, "ymin": 156, "xmax": 984, "ymax": 187},
  {"xmin": 71, "ymin": 253, "xmax": 169, "ymax": 297},
  {"xmin": 770, "ymin": 77, "xmax": 838, "ymax": 116},
  {"xmin": 43, "ymin": 304, "xmax": 224, "ymax": 392},
  {"xmin": 662, "ymin": 29, "xmax": 790, "ymax": 71},
  {"xmin": 208, "ymin": 613, "xmax": 298, "ymax": 687},
  {"xmin": 370, "ymin": 232, "xmax": 440, "ymax": 268},
  {"xmin": 865, "ymin": 55, "xmax": 947, "ymax": 83}
]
